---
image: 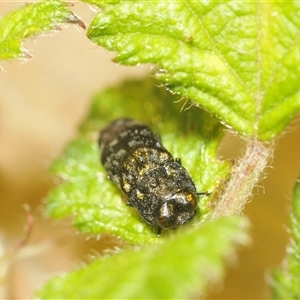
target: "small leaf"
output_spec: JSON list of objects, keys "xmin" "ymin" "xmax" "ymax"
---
[
  {"xmin": 0, "ymin": 0, "xmax": 85, "ymax": 60},
  {"xmin": 270, "ymin": 178, "xmax": 300, "ymax": 299},
  {"xmin": 85, "ymin": 1, "xmax": 300, "ymax": 140},
  {"xmin": 47, "ymin": 78, "xmax": 230, "ymax": 244},
  {"xmin": 37, "ymin": 217, "xmax": 249, "ymax": 299}
]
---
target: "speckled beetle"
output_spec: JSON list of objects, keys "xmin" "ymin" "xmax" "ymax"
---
[{"xmin": 99, "ymin": 118, "xmax": 203, "ymax": 232}]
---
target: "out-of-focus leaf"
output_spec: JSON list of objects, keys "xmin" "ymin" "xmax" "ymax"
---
[
  {"xmin": 38, "ymin": 217, "xmax": 249, "ymax": 299},
  {"xmin": 271, "ymin": 178, "xmax": 300, "ymax": 299}
]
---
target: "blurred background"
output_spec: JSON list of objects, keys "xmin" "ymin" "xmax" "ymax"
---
[{"xmin": 0, "ymin": 2, "xmax": 299, "ymax": 299}]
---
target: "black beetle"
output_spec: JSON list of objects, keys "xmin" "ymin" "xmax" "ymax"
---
[{"xmin": 99, "ymin": 118, "xmax": 205, "ymax": 232}]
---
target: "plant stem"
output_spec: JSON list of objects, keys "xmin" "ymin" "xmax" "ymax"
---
[{"xmin": 212, "ymin": 138, "xmax": 274, "ymax": 219}]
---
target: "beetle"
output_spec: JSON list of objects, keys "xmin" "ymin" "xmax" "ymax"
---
[{"xmin": 99, "ymin": 118, "xmax": 205, "ymax": 232}]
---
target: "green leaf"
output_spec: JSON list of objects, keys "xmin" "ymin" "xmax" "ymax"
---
[
  {"xmin": 270, "ymin": 178, "xmax": 300, "ymax": 299},
  {"xmin": 85, "ymin": 1, "xmax": 300, "ymax": 140},
  {"xmin": 37, "ymin": 217, "xmax": 249, "ymax": 299},
  {"xmin": 47, "ymin": 78, "xmax": 230, "ymax": 245},
  {"xmin": 0, "ymin": 0, "xmax": 84, "ymax": 60}
]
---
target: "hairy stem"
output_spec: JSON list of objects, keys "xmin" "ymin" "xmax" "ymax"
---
[{"xmin": 212, "ymin": 139, "xmax": 274, "ymax": 219}]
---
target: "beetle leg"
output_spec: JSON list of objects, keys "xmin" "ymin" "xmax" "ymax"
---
[
  {"xmin": 126, "ymin": 200, "xmax": 133, "ymax": 207},
  {"xmin": 197, "ymin": 191, "xmax": 211, "ymax": 196},
  {"xmin": 175, "ymin": 158, "xmax": 182, "ymax": 165},
  {"xmin": 156, "ymin": 227, "xmax": 162, "ymax": 236}
]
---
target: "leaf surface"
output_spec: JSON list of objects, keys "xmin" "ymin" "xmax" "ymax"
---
[{"xmin": 85, "ymin": 1, "xmax": 300, "ymax": 140}]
